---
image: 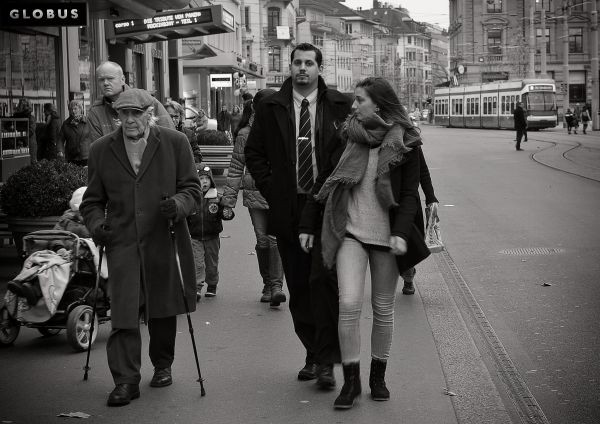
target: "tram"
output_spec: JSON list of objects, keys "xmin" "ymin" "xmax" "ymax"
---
[{"xmin": 433, "ymin": 79, "xmax": 558, "ymax": 130}]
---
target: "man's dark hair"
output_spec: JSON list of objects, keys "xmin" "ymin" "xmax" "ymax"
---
[{"xmin": 290, "ymin": 43, "xmax": 323, "ymax": 67}]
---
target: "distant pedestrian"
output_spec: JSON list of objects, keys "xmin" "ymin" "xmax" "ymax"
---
[
  {"xmin": 40, "ymin": 103, "xmax": 60, "ymax": 160},
  {"xmin": 581, "ymin": 105, "xmax": 591, "ymax": 134},
  {"xmin": 301, "ymin": 76, "xmax": 429, "ymax": 409},
  {"xmin": 400, "ymin": 148, "xmax": 438, "ymax": 295},
  {"xmin": 513, "ymin": 101, "xmax": 527, "ymax": 150},
  {"xmin": 57, "ymin": 100, "xmax": 90, "ymax": 166},
  {"xmin": 12, "ymin": 98, "xmax": 37, "ymax": 164},
  {"xmin": 229, "ymin": 105, "xmax": 242, "ymax": 135},
  {"xmin": 565, "ymin": 108, "xmax": 576, "ymax": 134},
  {"xmin": 217, "ymin": 105, "xmax": 232, "ymax": 134},
  {"xmin": 222, "ymin": 91, "xmax": 286, "ymax": 305},
  {"xmin": 187, "ymin": 164, "xmax": 234, "ymax": 299},
  {"xmin": 80, "ymin": 88, "xmax": 201, "ymax": 407},
  {"xmin": 163, "ymin": 100, "xmax": 202, "ymax": 163},
  {"xmin": 194, "ymin": 108, "xmax": 209, "ymax": 140}
]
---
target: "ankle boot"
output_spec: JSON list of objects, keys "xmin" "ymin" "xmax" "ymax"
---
[
  {"xmin": 255, "ymin": 247, "xmax": 271, "ymax": 302},
  {"xmin": 369, "ymin": 358, "xmax": 390, "ymax": 401},
  {"xmin": 334, "ymin": 362, "xmax": 361, "ymax": 409}
]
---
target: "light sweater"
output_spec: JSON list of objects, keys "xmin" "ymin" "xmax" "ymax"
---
[{"xmin": 345, "ymin": 146, "xmax": 391, "ymax": 247}]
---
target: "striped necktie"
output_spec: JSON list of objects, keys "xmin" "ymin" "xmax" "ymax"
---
[{"xmin": 297, "ymin": 98, "xmax": 314, "ymax": 192}]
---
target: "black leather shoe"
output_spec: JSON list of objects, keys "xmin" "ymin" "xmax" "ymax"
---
[
  {"xmin": 402, "ymin": 281, "xmax": 415, "ymax": 295},
  {"xmin": 298, "ymin": 362, "xmax": 317, "ymax": 381},
  {"xmin": 150, "ymin": 367, "xmax": 172, "ymax": 387},
  {"xmin": 107, "ymin": 384, "xmax": 140, "ymax": 406},
  {"xmin": 316, "ymin": 364, "xmax": 336, "ymax": 389}
]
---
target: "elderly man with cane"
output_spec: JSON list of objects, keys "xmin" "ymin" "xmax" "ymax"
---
[{"xmin": 80, "ymin": 88, "xmax": 202, "ymax": 407}]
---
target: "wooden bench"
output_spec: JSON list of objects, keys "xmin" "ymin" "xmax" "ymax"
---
[{"xmin": 198, "ymin": 145, "xmax": 234, "ymax": 172}]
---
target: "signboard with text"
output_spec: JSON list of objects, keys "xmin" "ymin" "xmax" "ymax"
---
[
  {"xmin": 210, "ymin": 74, "xmax": 232, "ymax": 88},
  {"xmin": 113, "ymin": 8, "xmax": 213, "ymax": 35},
  {"xmin": 0, "ymin": 2, "xmax": 87, "ymax": 27}
]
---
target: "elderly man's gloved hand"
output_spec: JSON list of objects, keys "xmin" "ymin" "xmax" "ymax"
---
[
  {"xmin": 159, "ymin": 197, "xmax": 178, "ymax": 219},
  {"xmin": 93, "ymin": 224, "xmax": 112, "ymax": 247}
]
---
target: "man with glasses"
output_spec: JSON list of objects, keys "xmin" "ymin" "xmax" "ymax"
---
[{"xmin": 81, "ymin": 88, "xmax": 201, "ymax": 407}]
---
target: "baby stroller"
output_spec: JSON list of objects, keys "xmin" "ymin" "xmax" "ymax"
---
[{"xmin": 0, "ymin": 230, "xmax": 110, "ymax": 351}]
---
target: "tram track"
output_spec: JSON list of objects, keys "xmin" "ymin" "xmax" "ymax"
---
[{"xmin": 528, "ymin": 137, "xmax": 600, "ymax": 183}]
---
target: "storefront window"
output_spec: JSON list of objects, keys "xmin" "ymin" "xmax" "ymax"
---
[
  {"xmin": 78, "ymin": 26, "xmax": 92, "ymax": 113},
  {"xmin": 0, "ymin": 30, "xmax": 57, "ymax": 121}
]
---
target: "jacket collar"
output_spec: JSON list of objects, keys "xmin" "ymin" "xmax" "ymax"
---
[{"xmin": 108, "ymin": 125, "xmax": 161, "ymax": 179}]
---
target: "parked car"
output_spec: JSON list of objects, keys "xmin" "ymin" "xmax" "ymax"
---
[{"xmin": 184, "ymin": 106, "xmax": 217, "ymax": 131}]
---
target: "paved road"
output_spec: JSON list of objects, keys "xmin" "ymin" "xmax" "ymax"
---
[{"xmin": 421, "ymin": 125, "xmax": 600, "ymax": 424}]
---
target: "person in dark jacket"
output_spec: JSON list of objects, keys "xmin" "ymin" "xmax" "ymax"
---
[
  {"xmin": 188, "ymin": 164, "xmax": 234, "ymax": 299},
  {"xmin": 299, "ymin": 77, "xmax": 429, "ymax": 409},
  {"xmin": 223, "ymin": 91, "xmax": 285, "ymax": 306},
  {"xmin": 13, "ymin": 98, "xmax": 37, "ymax": 164},
  {"xmin": 217, "ymin": 105, "xmax": 232, "ymax": 134},
  {"xmin": 80, "ymin": 88, "xmax": 201, "ymax": 407},
  {"xmin": 57, "ymin": 100, "xmax": 90, "ymax": 166},
  {"xmin": 245, "ymin": 43, "xmax": 352, "ymax": 389},
  {"xmin": 565, "ymin": 108, "xmax": 576, "ymax": 134},
  {"xmin": 513, "ymin": 101, "xmax": 527, "ymax": 151},
  {"xmin": 40, "ymin": 103, "xmax": 60, "ymax": 160},
  {"xmin": 400, "ymin": 148, "xmax": 439, "ymax": 295}
]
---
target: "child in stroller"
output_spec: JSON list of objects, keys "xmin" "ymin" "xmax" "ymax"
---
[{"xmin": 7, "ymin": 186, "xmax": 91, "ymax": 306}]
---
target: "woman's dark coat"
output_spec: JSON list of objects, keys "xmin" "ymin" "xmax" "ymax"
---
[
  {"xmin": 58, "ymin": 116, "xmax": 90, "ymax": 162},
  {"xmin": 245, "ymin": 76, "xmax": 352, "ymax": 240},
  {"xmin": 80, "ymin": 125, "xmax": 201, "ymax": 328}
]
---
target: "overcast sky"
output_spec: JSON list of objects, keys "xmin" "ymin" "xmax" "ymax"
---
[{"xmin": 341, "ymin": 0, "xmax": 450, "ymax": 29}]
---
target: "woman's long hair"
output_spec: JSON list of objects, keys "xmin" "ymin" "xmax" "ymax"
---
[
  {"xmin": 354, "ymin": 77, "xmax": 421, "ymax": 143},
  {"xmin": 355, "ymin": 77, "xmax": 414, "ymax": 129},
  {"xmin": 234, "ymin": 100, "xmax": 253, "ymax": 138}
]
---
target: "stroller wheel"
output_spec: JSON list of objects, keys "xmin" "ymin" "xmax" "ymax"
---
[
  {"xmin": 38, "ymin": 327, "xmax": 62, "ymax": 337},
  {"xmin": 0, "ymin": 306, "xmax": 20, "ymax": 346},
  {"xmin": 67, "ymin": 305, "xmax": 98, "ymax": 352}
]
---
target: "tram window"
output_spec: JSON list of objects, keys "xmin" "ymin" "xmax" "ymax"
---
[
  {"xmin": 483, "ymin": 97, "xmax": 487, "ymax": 115},
  {"xmin": 492, "ymin": 97, "xmax": 497, "ymax": 114},
  {"xmin": 501, "ymin": 96, "xmax": 505, "ymax": 114},
  {"xmin": 475, "ymin": 99, "xmax": 479, "ymax": 115}
]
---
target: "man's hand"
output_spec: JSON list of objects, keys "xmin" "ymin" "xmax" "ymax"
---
[
  {"xmin": 389, "ymin": 236, "xmax": 407, "ymax": 255},
  {"xmin": 159, "ymin": 197, "xmax": 178, "ymax": 219},
  {"xmin": 93, "ymin": 224, "xmax": 112, "ymax": 247},
  {"xmin": 299, "ymin": 233, "xmax": 314, "ymax": 254}
]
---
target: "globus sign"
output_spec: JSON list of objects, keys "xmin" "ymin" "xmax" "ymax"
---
[{"xmin": 0, "ymin": 2, "xmax": 87, "ymax": 27}]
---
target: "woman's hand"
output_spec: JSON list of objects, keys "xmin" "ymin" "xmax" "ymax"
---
[
  {"xmin": 389, "ymin": 236, "xmax": 407, "ymax": 255},
  {"xmin": 299, "ymin": 233, "xmax": 314, "ymax": 253}
]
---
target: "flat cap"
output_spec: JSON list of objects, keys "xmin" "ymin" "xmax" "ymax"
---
[{"xmin": 113, "ymin": 88, "xmax": 154, "ymax": 111}]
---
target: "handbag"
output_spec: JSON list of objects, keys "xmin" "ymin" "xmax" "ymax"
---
[
  {"xmin": 425, "ymin": 203, "xmax": 444, "ymax": 253},
  {"xmin": 395, "ymin": 223, "xmax": 431, "ymax": 274}
]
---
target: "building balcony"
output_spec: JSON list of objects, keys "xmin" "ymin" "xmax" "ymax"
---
[{"xmin": 263, "ymin": 26, "xmax": 295, "ymax": 40}]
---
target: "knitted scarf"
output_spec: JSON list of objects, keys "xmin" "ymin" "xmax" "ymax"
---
[{"xmin": 317, "ymin": 112, "xmax": 420, "ymax": 269}]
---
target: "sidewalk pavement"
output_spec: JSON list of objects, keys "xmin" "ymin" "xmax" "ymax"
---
[{"xmin": 0, "ymin": 211, "xmax": 518, "ymax": 424}]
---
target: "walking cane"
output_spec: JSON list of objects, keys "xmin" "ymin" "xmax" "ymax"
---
[
  {"xmin": 83, "ymin": 244, "xmax": 104, "ymax": 381},
  {"xmin": 167, "ymin": 217, "xmax": 206, "ymax": 396}
]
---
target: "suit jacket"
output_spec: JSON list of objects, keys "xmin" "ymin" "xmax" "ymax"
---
[
  {"xmin": 80, "ymin": 125, "xmax": 201, "ymax": 328},
  {"xmin": 245, "ymin": 77, "xmax": 352, "ymax": 239}
]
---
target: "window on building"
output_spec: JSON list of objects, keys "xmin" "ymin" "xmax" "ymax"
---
[
  {"xmin": 571, "ymin": 0, "xmax": 585, "ymax": 11},
  {"xmin": 407, "ymin": 36, "xmax": 412, "ymax": 44},
  {"xmin": 568, "ymin": 28, "xmax": 583, "ymax": 53},
  {"xmin": 487, "ymin": 30, "xmax": 502, "ymax": 54},
  {"xmin": 268, "ymin": 7, "xmax": 280, "ymax": 32},
  {"xmin": 535, "ymin": 0, "xmax": 551, "ymax": 11},
  {"xmin": 312, "ymin": 35, "xmax": 323, "ymax": 47},
  {"xmin": 536, "ymin": 28, "xmax": 550, "ymax": 53},
  {"xmin": 268, "ymin": 46, "xmax": 281, "ymax": 72},
  {"xmin": 245, "ymin": 7, "xmax": 251, "ymax": 30},
  {"xmin": 345, "ymin": 23, "xmax": 353, "ymax": 34},
  {"xmin": 486, "ymin": 0, "xmax": 502, "ymax": 13}
]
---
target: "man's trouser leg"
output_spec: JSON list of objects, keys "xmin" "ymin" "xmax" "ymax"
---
[
  {"xmin": 107, "ymin": 327, "xmax": 142, "ymax": 385},
  {"xmin": 148, "ymin": 316, "xmax": 177, "ymax": 370}
]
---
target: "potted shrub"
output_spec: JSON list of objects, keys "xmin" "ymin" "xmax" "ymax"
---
[{"xmin": 0, "ymin": 159, "xmax": 87, "ymax": 257}]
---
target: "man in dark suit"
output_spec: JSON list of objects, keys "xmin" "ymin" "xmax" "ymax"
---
[
  {"xmin": 513, "ymin": 102, "xmax": 527, "ymax": 151},
  {"xmin": 245, "ymin": 43, "xmax": 352, "ymax": 389}
]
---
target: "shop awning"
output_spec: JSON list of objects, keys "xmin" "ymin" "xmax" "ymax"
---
[
  {"xmin": 105, "ymin": 5, "xmax": 235, "ymax": 44},
  {"xmin": 171, "ymin": 42, "xmax": 219, "ymax": 60}
]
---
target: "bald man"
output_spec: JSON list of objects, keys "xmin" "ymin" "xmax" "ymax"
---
[{"xmin": 85, "ymin": 61, "xmax": 174, "ymax": 143}]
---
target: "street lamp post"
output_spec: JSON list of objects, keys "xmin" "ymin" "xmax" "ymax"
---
[
  {"xmin": 562, "ymin": 1, "xmax": 570, "ymax": 119},
  {"xmin": 529, "ymin": 0, "xmax": 536, "ymax": 77}
]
